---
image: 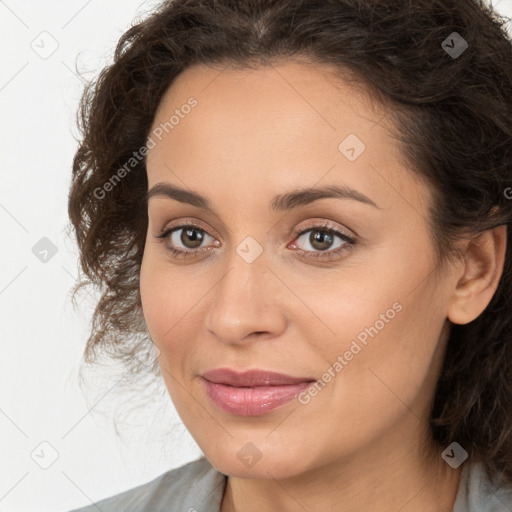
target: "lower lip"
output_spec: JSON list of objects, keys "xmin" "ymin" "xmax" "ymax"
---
[{"xmin": 202, "ymin": 378, "xmax": 314, "ymax": 416}]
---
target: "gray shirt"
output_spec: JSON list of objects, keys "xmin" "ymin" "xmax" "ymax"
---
[{"xmin": 67, "ymin": 456, "xmax": 512, "ymax": 511}]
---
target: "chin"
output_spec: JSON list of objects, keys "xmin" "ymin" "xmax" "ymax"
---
[{"xmin": 202, "ymin": 441, "xmax": 311, "ymax": 480}]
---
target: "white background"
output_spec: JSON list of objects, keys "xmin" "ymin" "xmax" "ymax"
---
[{"xmin": 2, "ymin": 1, "xmax": 512, "ymax": 510}]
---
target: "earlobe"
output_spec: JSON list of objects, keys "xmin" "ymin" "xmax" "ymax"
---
[{"xmin": 447, "ymin": 224, "xmax": 507, "ymax": 325}]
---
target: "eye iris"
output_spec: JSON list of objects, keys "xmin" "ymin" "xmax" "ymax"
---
[
  {"xmin": 181, "ymin": 227, "xmax": 204, "ymax": 248},
  {"xmin": 310, "ymin": 230, "xmax": 333, "ymax": 251}
]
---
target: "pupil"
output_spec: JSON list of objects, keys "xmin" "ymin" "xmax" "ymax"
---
[
  {"xmin": 310, "ymin": 230, "xmax": 333, "ymax": 251},
  {"xmin": 182, "ymin": 228, "xmax": 203, "ymax": 248}
]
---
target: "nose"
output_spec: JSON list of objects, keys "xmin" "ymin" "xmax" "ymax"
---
[{"xmin": 204, "ymin": 250, "xmax": 287, "ymax": 346}]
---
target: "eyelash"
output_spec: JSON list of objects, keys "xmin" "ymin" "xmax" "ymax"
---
[{"xmin": 153, "ymin": 221, "xmax": 356, "ymax": 262}]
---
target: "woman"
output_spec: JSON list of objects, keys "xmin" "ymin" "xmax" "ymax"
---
[{"xmin": 66, "ymin": 0, "xmax": 512, "ymax": 510}]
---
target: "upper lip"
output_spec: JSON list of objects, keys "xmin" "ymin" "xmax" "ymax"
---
[{"xmin": 201, "ymin": 368, "xmax": 316, "ymax": 387}]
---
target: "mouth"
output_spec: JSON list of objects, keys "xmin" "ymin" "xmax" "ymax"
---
[{"xmin": 201, "ymin": 368, "xmax": 316, "ymax": 416}]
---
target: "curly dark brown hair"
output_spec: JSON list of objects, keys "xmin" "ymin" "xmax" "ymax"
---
[{"xmin": 67, "ymin": 0, "xmax": 512, "ymax": 486}]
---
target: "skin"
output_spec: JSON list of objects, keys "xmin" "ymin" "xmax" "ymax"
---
[{"xmin": 139, "ymin": 59, "xmax": 507, "ymax": 512}]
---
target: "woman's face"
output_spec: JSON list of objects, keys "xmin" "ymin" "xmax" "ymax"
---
[{"xmin": 140, "ymin": 60, "xmax": 460, "ymax": 478}]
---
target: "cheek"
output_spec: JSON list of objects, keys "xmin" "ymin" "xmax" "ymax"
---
[
  {"xmin": 325, "ymin": 291, "xmax": 444, "ymax": 431},
  {"xmin": 139, "ymin": 257, "xmax": 168, "ymax": 336},
  {"xmin": 140, "ymin": 250, "xmax": 180, "ymax": 350},
  {"xmin": 139, "ymin": 252, "xmax": 208, "ymax": 365},
  {"xmin": 285, "ymin": 264, "xmax": 399, "ymax": 359},
  {"xmin": 295, "ymin": 241, "xmax": 444, "ymax": 410}
]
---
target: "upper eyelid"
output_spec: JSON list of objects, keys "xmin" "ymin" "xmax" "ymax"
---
[
  {"xmin": 160, "ymin": 220, "xmax": 355, "ymax": 246},
  {"xmin": 295, "ymin": 222, "xmax": 354, "ymax": 239},
  {"xmin": 161, "ymin": 219, "xmax": 348, "ymax": 234},
  {"xmin": 159, "ymin": 217, "xmax": 217, "ymax": 237}
]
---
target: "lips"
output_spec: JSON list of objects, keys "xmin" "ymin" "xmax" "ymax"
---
[
  {"xmin": 201, "ymin": 368, "xmax": 316, "ymax": 387},
  {"xmin": 200, "ymin": 368, "xmax": 317, "ymax": 416}
]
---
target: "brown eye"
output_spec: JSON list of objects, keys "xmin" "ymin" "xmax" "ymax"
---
[
  {"xmin": 307, "ymin": 230, "xmax": 335, "ymax": 251},
  {"xmin": 294, "ymin": 227, "xmax": 352, "ymax": 252},
  {"xmin": 155, "ymin": 224, "xmax": 217, "ymax": 258},
  {"xmin": 290, "ymin": 222, "xmax": 357, "ymax": 262},
  {"xmin": 179, "ymin": 227, "xmax": 206, "ymax": 249}
]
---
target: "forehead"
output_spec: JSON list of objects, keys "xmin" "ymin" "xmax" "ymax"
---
[
  {"xmin": 146, "ymin": 60, "xmax": 431, "ymax": 217},
  {"xmin": 149, "ymin": 59, "xmax": 385, "ymax": 149}
]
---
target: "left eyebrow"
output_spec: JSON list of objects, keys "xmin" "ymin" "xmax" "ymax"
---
[
  {"xmin": 269, "ymin": 184, "xmax": 380, "ymax": 211},
  {"xmin": 146, "ymin": 182, "xmax": 380, "ymax": 212}
]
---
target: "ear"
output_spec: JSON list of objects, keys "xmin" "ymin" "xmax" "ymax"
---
[{"xmin": 447, "ymin": 225, "xmax": 507, "ymax": 325}]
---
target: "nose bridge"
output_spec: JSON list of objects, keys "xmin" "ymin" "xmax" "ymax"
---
[{"xmin": 204, "ymin": 241, "xmax": 286, "ymax": 344}]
